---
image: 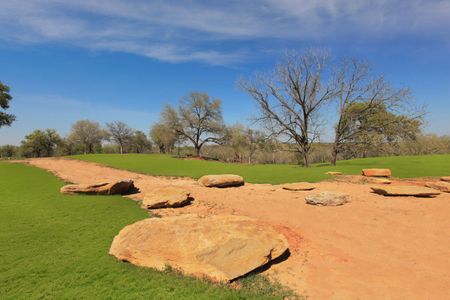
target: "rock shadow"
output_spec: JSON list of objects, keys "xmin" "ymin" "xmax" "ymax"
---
[{"xmin": 231, "ymin": 249, "xmax": 291, "ymax": 282}]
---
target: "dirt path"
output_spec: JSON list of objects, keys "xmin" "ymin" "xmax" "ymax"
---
[{"xmin": 25, "ymin": 158, "xmax": 450, "ymax": 299}]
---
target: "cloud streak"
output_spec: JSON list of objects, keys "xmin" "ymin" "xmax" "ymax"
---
[{"xmin": 0, "ymin": 0, "xmax": 448, "ymax": 64}]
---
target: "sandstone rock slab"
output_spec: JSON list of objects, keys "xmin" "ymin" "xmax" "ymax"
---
[
  {"xmin": 362, "ymin": 169, "xmax": 392, "ymax": 177},
  {"xmin": 198, "ymin": 174, "xmax": 244, "ymax": 188},
  {"xmin": 371, "ymin": 186, "xmax": 440, "ymax": 197},
  {"xmin": 325, "ymin": 171, "xmax": 343, "ymax": 176},
  {"xmin": 425, "ymin": 182, "xmax": 450, "ymax": 193},
  {"xmin": 282, "ymin": 182, "xmax": 316, "ymax": 191},
  {"xmin": 60, "ymin": 180, "xmax": 136, "ymax": 195},
  {"xmin": 441, "ymin": 176, "xmax": 450, "ymax": 182},
  {"xmin": 109, "ymin": 214, "xmax": 288, "ymax": 282},
  {"xmin": 305, "ymin": 192, "xmax": 350, "ymax": 206},
  {"xmin": 142, "ymin": 187, "xmax": 193, "ymax": 209},
  {"xmin": 369, "ymin": 178, "xmax": 392, "ymax": 184}
]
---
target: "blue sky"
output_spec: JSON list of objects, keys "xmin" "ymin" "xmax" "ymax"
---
[{"xmin": 0, "ymin": 0, "xmax": 449, "ymax": 145}]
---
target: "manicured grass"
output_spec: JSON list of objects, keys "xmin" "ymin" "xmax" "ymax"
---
[
  {"xmin": 0, "ymin": 162, "xmax": 293, "ymax": 299},
  {"xmin": 71, "ymin": 153, "xmax": 450, "ymax": 184}
]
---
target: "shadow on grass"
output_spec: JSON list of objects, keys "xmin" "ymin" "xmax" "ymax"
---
[{"xmin": 314, "ymin": 163, "xmax": 333, "ymax": 167}]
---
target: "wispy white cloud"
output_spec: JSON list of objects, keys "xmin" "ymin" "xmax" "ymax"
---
[{"xmin": 0, "ymin": 0, "xmax": 448, "ymax": 64}]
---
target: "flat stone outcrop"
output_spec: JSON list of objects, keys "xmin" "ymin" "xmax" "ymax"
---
[
  {"xmin": 441, "ymin": 177, "xmax": 450, "ymax": 182},
  {"xmin": 282, "ymin": 182, "xmax": 316, "ymax": 191},
  {"xmin": 60, "ymin": 180, "xmax": 136, "ymax": 195},
  {"xmin": 109, "ymin": 214, "xmax": 288, "ymax": 282},
  {"xmin": 362, "ymin": 169, "xmax": 392, "ymax": 177},
  {"xmin": 142, "ymin": 187, "xmax": 193, "ymax": 209},
  {"xmin": 198, "ymin": 174, "xmax": 244, "ymax": 188},
  {"xmin": 325, "ymin": 171, "xmax": 343, "ymax": 176},
  {"xmin": 368, "ymin": 178, "xmax": 392, "ymax": 184},
  {"xmin": 305, "ymin": 192, "xmax": 350, "ymax": 206},
  {"xmin": 425, "ymin": 182, "xmax": 450, "ymax": 193},
  {"xmin": 371, "ymin": 186, "xmax": 440, "ymax": 197},
  {"xmin": 362, "ymin": 169, "xmax": 392, "ymax": 178}
]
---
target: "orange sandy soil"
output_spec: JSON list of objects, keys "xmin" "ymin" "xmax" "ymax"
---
[{"xmin": 23, "ymin": 158, "xmax": 450, "ymax": 299}]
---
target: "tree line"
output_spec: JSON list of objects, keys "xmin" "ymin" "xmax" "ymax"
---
[{"xmin": 2, "ymin": 49, "xmax": 447, "ymax": 166}]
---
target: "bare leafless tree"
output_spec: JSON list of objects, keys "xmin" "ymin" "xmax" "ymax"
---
[
  {"xmin": 239, "ymin": 49, "xmax": 336, "ymax": 167},
  {"xmin": 330, "ymin": 59, "xmax": 421, "ymax": 165},
  {"xmin": 106, "ymin": 121, "xmax": 134, "ymax": 154},
  {"xmin": 162, "ymin": 92, "xmax": 225, "ymax": 157}
]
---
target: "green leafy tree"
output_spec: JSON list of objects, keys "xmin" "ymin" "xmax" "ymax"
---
[
  {"xmin": 330, "ymin": 59, "xmax": 420, "ymax": 164},
  {"xmin": 162, "ymin": 92, "xmax": 225, "ymax": 157},
  {"xmin": 150, "ymin": 123, "xmax": 177, "ymax": 154},
  {"xmin": 69, "ymin": 120, "xmax": 105, "ymax": 154},
  {"xmin": 0, "ymin": 81, "xmax": 15, "ymax": 128},
  {"xmin": 21, "ymin": 129, "xmax": 61, "ymax": 157},
  {"xmin": 130, "ymin": 130, "xmax": 152, "ymax": 153},
  {"xmin": 339, "ymin": 103, "xmax": 422, "ymax": 159},
  {"xmin": 0, "ymin": 145, "xmax": 18, "ymax": 158}
]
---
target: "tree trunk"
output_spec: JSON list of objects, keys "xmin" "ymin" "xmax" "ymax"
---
[
  {"xmin": 331, "ymin": 138, "xmax": 339, "ymax": 166},
  {"xmin": 303, "ymin": 152, "xmax": 309, "ymax": 167},
  {"xmin": 331, "ymin": 148, "xmax": 338, "ymax": 166},
  {"xmin": 331, "ymin": 128, "xmax": 341, "ymax": 166},
  {"xmin": 194, "ymin": 144, "xmax": 201, "ymax": 157},
  {"xmin": 120, "ymin": 144, "xmax": 123, "ymax": 154}
]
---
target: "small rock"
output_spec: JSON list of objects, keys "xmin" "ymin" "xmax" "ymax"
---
[
  {"xmin": 371, "ymin": 186, "xmax": 440, "ymax": 197},
  {"xmin": 198, "ymin": 174, "xmax": 244, "ymax": 188},
  {"xmin": 425, "ymin": 182, "xmax": 450, "ymax": 193},
  {"xmin": 142, "ymin": 187, "xmax": 193, "ymax": 209},
  {"xmin": 60, "ymin": 180, "xmax": 136, "ymax": 195},
  {"xmin": 326, "ymin": 172, "xmax": 343, "ymax": 176},
  {"xmin": 305, "ymin": 192, "xmax": 350, "ymax": 206},
  {"xmin": 441, "ymin": 176, "xmax": 450, "ymax": 182},
  {"xmin": 109, "ymin": 214, "xmax": 288, "ymax": 282},
  {"xmin": 282, "ymin": 182, "xmax": 316, "ymax": 191},
  {"xmin": 362, "ymin": 169, "xmax": 392, "ymax": 177}
]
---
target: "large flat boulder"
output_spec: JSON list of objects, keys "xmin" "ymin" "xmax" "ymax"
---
[
  {"xmin": 109, "ymin": 214, "xmax": 288, "ymax": 282},
  {"xmin": 441, "ymin": 176, "xmax": 450, "ymax": 182},
  {"xmin": 371, "ymin": 186, "xmax": 440, "ymax": 197},
  {"xmin": 198, "ymin": 174, "xmax": 244, "ymax": 188},
  {"xmin": 425, "ymin": 182, "xmax": 450, "ymax": 193},
  {"xmin": 282, "ymin": 182, "xmax": 316, "ymax": 191},
  {"xmin": 325, "ymin": 171, "xmax": 343, "ymax": 176},
  {"xmin": 369, "ymin": 178, "xmax": 392, "ymax": 184},
  {"xmin": 142, "ymin": 187, "xmax": 193, "ymax": 209},
  {"xmin": 305, "ymin": 192, "xmax": 350, "ymax": 206},
  {"xmin": 60, "ymin": 180, "xmax": 136, "ymax": 195},
  {"xmin": 362, "ymin": 169, "xmax": 392, "ymax": 177}
]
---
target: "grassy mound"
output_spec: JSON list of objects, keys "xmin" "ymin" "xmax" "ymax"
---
[
  {"xmin": 0, "ymin": 162, "xmax": 292, "ymax": 299},
  {"xmin": 71, "ymin": 153, "xmax": 450, "ymax": 184}
]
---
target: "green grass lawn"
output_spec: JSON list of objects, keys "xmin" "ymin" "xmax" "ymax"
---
[
  {"xmin": 71, "ymin": 153, "xmax": 450, "ymax": 184},
  {"xmin": 0, "ymin": 162, "xmax": 293, "ymax": 299}
]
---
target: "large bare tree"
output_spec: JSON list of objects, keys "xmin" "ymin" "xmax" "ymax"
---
[
  {"xmin": 240, "ymin": 49, "xmax": 336, "ymax": 167},
  {"xmin": 106, "ymin": 121, "xmax": 134, "ymax": 154},
  {"xmin": 330, "ymin": 59, "xmax": 420, "ymax": 165},
  {"xmin": 163, "ymin": 92, "xmax": 225, "ymax": 157}
]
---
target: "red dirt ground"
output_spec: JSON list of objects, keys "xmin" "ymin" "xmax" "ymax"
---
[{"xmin": 24, "ymin": 158, "xmax": 450, "ymax": 299}]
